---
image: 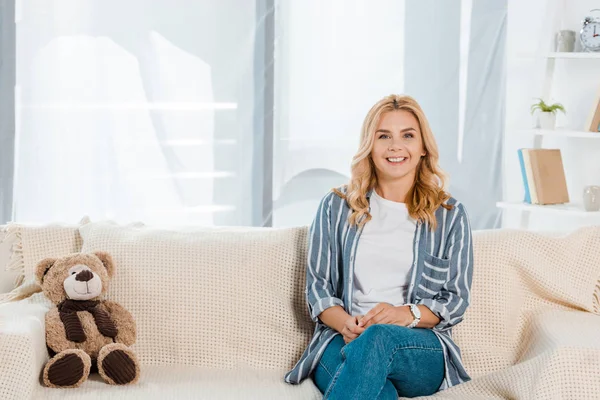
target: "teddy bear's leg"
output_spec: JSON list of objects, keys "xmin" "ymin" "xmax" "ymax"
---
[
  {"xmin": 43, "ymin": 349, "xmax": 91, "ymax": 388},
  {"xmin": 97, "ymin": 343, "xmax": 140, "ymax": 385}
]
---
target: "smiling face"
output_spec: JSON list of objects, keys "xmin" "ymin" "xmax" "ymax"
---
[{"xmin": 370, "ymin": 110, "xmax": 426, "ymax": 185}]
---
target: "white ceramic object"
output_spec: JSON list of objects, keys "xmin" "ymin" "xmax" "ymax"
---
[
  {"xmin": 538, "ymin": 112, "xmax": 556, "ymax": 130},
  {"xmin": 583, "ymin": 185, "xmax": 600, "ymax": 212}
]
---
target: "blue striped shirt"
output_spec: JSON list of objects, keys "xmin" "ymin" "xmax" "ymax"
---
[{"xmin": 284, "ymin": 186, "xmax": 474, "ymax": 391}]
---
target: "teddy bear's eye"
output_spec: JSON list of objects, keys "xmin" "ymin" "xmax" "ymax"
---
[{"xmin": 71, "ymin": 272, "xmax": 76, "ymax": 275}]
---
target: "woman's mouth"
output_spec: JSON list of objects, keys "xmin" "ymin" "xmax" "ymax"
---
[{"xmin": 386, "ymin": 157, "xmax": 407, "ymax": 165}]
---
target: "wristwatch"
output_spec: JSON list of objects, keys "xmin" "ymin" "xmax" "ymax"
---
[{"xmin": 406, "ymin": 303, "xmax": 421, "ymax": 329}]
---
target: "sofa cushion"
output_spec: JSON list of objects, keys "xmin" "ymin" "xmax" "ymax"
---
[
  {"xmin": 0, "ymin": 221, "xmax": 86, "ymax": 302},
  {"xmin": 78, "ymin": 222, "xmax": 314, "ymax": 371},
  {"xmin": 32, "ymin": 366, "xmax": 321, "ymax": 399}
]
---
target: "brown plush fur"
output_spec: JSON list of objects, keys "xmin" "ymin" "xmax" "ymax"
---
[
  {"xmin": 45, "ymin": 301, "xmax": 136, "ymax": 359},
  {"xmin": 37, "ymin": 252, "xmax": 139, "ymax": 388}
]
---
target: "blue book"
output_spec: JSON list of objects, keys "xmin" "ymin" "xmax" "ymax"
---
[{"xmin": 517, "ymin": 149, "xmax": 531, "ymax": 204}]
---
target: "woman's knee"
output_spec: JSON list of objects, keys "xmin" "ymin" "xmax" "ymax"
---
[
  {"xmin": 359, "ymin": 324, "xmax": 411, "ymax": 345},
  {"xmin": 344, "ymin": 324, "xmax": 394, "ymax": 358},
  {"xmin": 345, "ymin": 324, "xmax": 417, "ymax": 360}
]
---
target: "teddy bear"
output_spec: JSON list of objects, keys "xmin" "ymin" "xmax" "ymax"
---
[{"xmin": 35, "ymin": 251, "xmax": 140, "ymax": 388}]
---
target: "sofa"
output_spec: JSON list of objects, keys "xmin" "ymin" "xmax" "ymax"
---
[{"xmin": 0, "ymin": 221, "xmax": 599, "ymax": 400}]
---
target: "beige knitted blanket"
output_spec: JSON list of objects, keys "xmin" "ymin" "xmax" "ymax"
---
[
  {"xmin": 1, "ymin": 223, "xmax": 600, "ymax": 399},
  {"xmin": 415, "ymin": 227, "xmax": 600, "ymax": 400}
]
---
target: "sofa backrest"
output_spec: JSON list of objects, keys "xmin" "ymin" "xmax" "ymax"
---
[
  {"xmin": 78, "ymin": 222, "xmax": 314, "ymax": 370},
  {"xmin": 3, "ymin": 222, "xmax": 600, "ymax": 375}
]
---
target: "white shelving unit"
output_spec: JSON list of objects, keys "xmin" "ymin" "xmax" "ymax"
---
[
  {"xmin": 498, "ymin": 4, "xmax": 600, "ymax": 229},
  {"xmin": 522, "ymin": 128, "xmax": 600, "ymax": 139},
  {"xmin": 498, "ymin": 126, "xmax": 600, "ymax": 228},
  {"xmin": 496, "ymin": 201, "xmax": 600, "ymax": 217},
  {"xmin": 546, "ymin": 52, "xmax": 600, "ymax": 59}
]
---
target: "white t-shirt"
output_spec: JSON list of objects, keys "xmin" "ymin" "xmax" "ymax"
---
[{"xmin": 351, "ymin": 190, "xmax": 416, "ymax": 316}]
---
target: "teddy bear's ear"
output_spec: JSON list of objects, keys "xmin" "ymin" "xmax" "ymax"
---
[
  {"xmin": 94, "ymin": 251, "xmax": 115, "ymax": 278},
  {"xmin": 35, "ymin": 258, "xmax": 57, "ymax": 285}
]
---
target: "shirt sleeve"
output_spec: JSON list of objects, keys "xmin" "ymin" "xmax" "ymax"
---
[
  {"xmin": 417, "ymin": 206, "xmax": 474, "ymax": 331},
  {"xmin": 305, "ymin": 192, "xmax": 344, "ymax": 322}
]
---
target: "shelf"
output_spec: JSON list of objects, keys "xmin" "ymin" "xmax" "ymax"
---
[
  {"xmin": 518, "ymin": 52, "xmax": 600, "ymax": 59},
  {"xmin": 519, "ymin": 128, "xmax": 600, "ymax": 139},
  {"xmin": 496, "ymin": 201, "xmax": 600, "ymax": 217},
  {"xmin": 547, "ymin": 52, "xmax": 600, "ymax": 59}
]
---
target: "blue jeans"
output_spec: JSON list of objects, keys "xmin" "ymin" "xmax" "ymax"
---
[{"xmin": 313, "ymin": 324, "xmax": 444, "ymax": 399}]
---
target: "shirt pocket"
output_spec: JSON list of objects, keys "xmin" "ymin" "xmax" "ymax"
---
[{"xmin": 418, "ymin": 252, "xmax": 450, "ymax": 297}]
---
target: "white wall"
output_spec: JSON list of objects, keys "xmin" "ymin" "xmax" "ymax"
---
[{"xmin": 504, "ymin": 0, "xmax": 600, "ymax": 230}]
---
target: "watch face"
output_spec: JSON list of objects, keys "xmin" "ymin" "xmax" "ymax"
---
[
  {"xmin": 581, "ymin": 22, "xmax": 600, "ymax": 51},
  {"xmin": 411, "ymin": 304, "xmax": 421, "ymax": 318}
]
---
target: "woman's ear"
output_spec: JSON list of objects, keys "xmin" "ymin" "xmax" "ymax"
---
[
  {"xmin": 94, "ymin": 251, "xmax": 115, "ymax": 278},
  {"xmin": 35, "ymin": 258, "xmax": 57, "ymax": 286}
]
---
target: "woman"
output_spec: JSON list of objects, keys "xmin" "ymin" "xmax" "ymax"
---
[{"xmin": 284, "ymin": 95, "xmax": 474, "ymax": 399}]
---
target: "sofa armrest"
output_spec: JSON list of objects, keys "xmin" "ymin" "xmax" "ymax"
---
[
  {"xmin": 0, "ymin": 226, "xmax": 20, "ymax": 294},
  {"xmin": 0, "ymin": 301, "xmax": 49, "ymax": 400}
]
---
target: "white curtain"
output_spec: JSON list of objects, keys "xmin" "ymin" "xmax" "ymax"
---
[
  {"xmin": 12, "ymin": 0, "xmax": 505, "ymax": 229},
  {"xmin": 14, "ymin": 0, "xmax": 259, "ymax": 226}
]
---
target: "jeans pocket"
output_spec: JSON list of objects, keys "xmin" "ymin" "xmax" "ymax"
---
[{"xmin": 418, "ymin": 252, "xmax": 450, "ymax": 296}]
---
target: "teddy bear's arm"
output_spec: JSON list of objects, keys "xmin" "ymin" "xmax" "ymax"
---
[
  {"xmin": 100, "ymin": 301, "xmax": 136, "ymax": 346},
  {"xmin": 46, "ymin": 308, "xmax": 74, "ymax": 353}
]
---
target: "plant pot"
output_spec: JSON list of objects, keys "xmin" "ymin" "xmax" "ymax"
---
[{"xmin": 538, "ymin": 112, "xmax": 556, "ymax": 130}]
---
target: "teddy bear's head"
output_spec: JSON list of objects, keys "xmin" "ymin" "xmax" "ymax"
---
[{"xmin": 35, "ymin": 252, "xmax": 115, "ymax": 305}]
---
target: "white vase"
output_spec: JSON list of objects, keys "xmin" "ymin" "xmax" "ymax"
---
[{"xmin": 538, "ymin": 112, "xmax": 556, "ymax": 130}]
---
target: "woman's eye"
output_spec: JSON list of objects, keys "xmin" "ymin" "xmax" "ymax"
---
[
  {"xmin": 404, "ymin": 133, "xmax": 414, "ymax": 139},
  {"xmin": 379, "ymin": 134, "xmax": 389, "ymax": 139}
]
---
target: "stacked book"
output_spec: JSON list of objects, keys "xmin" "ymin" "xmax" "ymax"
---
[
  {"xmin": 517, "ymin": 149, "xmax": 570, "ymax": 205},
  {"xmin": 587, "ymin": 87, "xmax": 600, "ymax": 132}
]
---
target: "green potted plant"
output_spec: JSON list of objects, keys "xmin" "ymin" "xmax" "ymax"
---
[{"xmin": 530, "ymin": 98, "xmax": 566, "ymax": 130}]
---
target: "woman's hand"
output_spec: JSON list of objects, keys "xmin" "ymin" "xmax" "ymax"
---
[
  {"xmin": 341, "ymin": 315, "xmax": 366, "ymax": 344},
  {"xmin": 358, "ymin": 303, "xmax": 414, "ymax": 329}
]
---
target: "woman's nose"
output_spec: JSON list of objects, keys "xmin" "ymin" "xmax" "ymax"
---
[{"xmin": 388, "ymin": 141, "xmax": 402, "ymax": 151}]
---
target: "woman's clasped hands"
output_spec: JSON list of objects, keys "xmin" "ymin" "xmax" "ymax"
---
[{"xmin": 341, "ymin": 303, "xmax": 415, "ymax": 344}]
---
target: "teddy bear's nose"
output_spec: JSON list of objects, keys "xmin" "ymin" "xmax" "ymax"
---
[{"xmin": 75, "ymin": 269, "xmax": 94, "ymax": 282}]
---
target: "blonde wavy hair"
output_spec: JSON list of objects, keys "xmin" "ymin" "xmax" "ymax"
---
[{"xmin": 333, "ymin": 94, "xmax": 452, "ymax": 230}]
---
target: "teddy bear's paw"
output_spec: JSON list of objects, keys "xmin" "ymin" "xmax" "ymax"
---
[
  {"xmin": 43, "ymin": 349, "xmax": 91, "ymax": 388},
  {"xmin": 98, "ymin": 343, "xmax": 140, "ymax": 385}
]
